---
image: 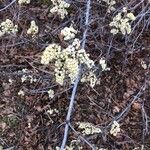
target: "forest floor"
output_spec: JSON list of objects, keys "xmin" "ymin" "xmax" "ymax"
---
[{"xmin": 0, "ymin": 0, "xmax": 150, "ymax": 150}]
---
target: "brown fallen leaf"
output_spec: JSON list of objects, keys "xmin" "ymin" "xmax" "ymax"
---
[
  {"xmin": 0, "ymin": 122, "xmax": 7, "ymax": 131},
  {"xmin": 132, "ymin": 102, "xmax": 141, "ymax": 111}
]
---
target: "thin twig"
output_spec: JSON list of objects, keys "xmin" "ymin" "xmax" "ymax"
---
[
  {"xmin": 69, "ymin": 123, "xmax": 95, "ymax": 149},
  {"xmin": 0, "ymin": 0, "xmax": 16, "ymax": 12},
  {"xmin": 60, "ymin": 71, "xmax": 81, "ymax": 150},
  {"xmin": 116, "ymin": 82, "xmax": 147, "ymax": 122},
  {"xmin": 105, "ymin": 81, "xmax": 147, "ymax": 132},
  {"xmin": 141, "ymin": 102, "xmax": 149, "ymax": 144},
  {"xmin": 60, "ymin": 0, "xmax": 91, "ymax": 149}
]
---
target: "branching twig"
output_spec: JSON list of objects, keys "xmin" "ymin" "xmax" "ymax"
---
[
  {"xmin": 105, "ymin": 81, "xmax": 147, "ymax": 132},
  {"xmin": 116, "ymin": 82, "xmax": 147, "ymax": 122},
  {"xmin": 60, "ymin": 72, "xmax": 81, "ymax": 150},
  {"xmin": 141, "ymin": 102, "xmax": 149, "ymax": 144},
  {"xmin": 69, "ymin": 123, "xmax": 95, "ymax": 149},
  {"xmin": 60, "ymin": 0, "xmax": 91, "ymax": 149},
  {"xmin": 0, "ymin": 0, "xmax": 16, "ymax": 12}
]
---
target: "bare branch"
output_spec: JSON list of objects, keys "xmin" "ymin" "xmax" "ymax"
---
[
  {"xmin": 0, "ymin": 0, "xmax": 16, "ymax": 12},
  {"xmin": 60, "ymin": 0, "xmax": 91, "ymax": 149}
]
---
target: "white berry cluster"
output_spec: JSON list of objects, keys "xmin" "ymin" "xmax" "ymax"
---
[
  {"xmin": 41, "ymin": 41, "xmax": 79, "ymax": 85},
  {"xmin": 18, "ymin": 90, "xmax": 25, "ymax": 96},
  {"xmin": 21, "ymin": 68, "xmax": 37, "ymax": 83},
  {"xmin": 99, "ymin": 58, "xmax": 110, "ymax": 71},
  {"xmin": 41, "ymin": 21, "xmax": 109, "ymax": 87},
  {"xmin": 18, "ymin": 0, "xmax": 30, "ymax": 5},
  {"xmin": 81, "ymin": 71, "xmax": 97, "ymax": 88},
  {"xmin": 56, "ymin": 140, "xmax": 83, "ymax": 150},
  {"xmin": 77, "ymin": 122, "xmax": 102, "ymax": 135},
  {"xmin": 110, "ymin": 121, "xmax": 121, "ymax": 136},
  {"xmin": 47, "ymin": 108, "xmax": 59, "ymax": 116},
  {"xmin": 50, "ymin": 0, "xmax": 70, "ymax": 19},
  {"xmin": 21, "ymin": 74, "xmax": 37, "ymax": 83},
  {"xmin": 109, "ymin": 7, "xmax": 136, "ymax": 35},
  {"xmin": 47, "ymin": 89, "xmax": 55, "ymax": 99},
  {"xmin": 41, "ymin": 36, "xmax": 96, "ymax": 85},
  {"xmin": 41, "ymin": 43, "xmax": 61, "ymax": 65},
  {"xmin": 41, "ymin": 24, "xmax": 109, "ymax": 87},
  {"xmin": 27, "ymin": 21, "xmax": 39, "ymax": 36},
  {"xmin": 102, "ymin": 0, "xmax": 116, "ymax": 13},
  {"xmin": 77, "ymin": 49, "xmax": 94, "ymax": 69},
  {"xmin": 60, "ymin": 25, "xmax": 77, "ymax": 41},
  {"xmin": 0, "ymin": 19, "xmax": 18, "ymax": 37},
  {"xmin": 64, "ymin": 57, "xmax": 79, "ymax": 83},
  {"xmin": 80, "ymin": 57, "xmax": 110, "ymax": 88}
]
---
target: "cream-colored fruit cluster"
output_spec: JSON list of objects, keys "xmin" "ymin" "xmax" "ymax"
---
[
  {"xmin": 81, "ymin": 71, "xmax": 97, "ymax": 88},
  {"xmin": 56, "ymin": 140, "xmax": 83, "ymax": 150},
  {"xmin": 21, "ymin": 68, "xmax": 37, "ymax": 83},
  {"xmin": 110, "ymin": 7, "xmax": 136, "ymax": 35},
  {"xmin": 60, "ymin": 25, "xmax": 77, "ymax": 41},
  {"xmin": 41, "ymin": 41, "xmax": 78, "ymax": 85},
  {"xmin": 27, "ymin": 21, "xmax": 39, "ymax": 36},
  {"xmin": 77, "ymin": 122, "xmax": 102, "ymax": 135},
  {"xmin": 0, "ymin": 19, "xmax": 18, "ymax": 37},
  {"xmin": 47, "ymin": 89, "xmax": 55, "ymax": 98},
  {"xmin": 18, "ymin": 0, "xmax": 30, "ymax": 5},
  {"xmin": 50, "ymin": 0, "xmax": 70, "ymax": 19},
  {"xmin": 110, "ymin": 121, "xmax": 121, "ymax": 136},
  {"xmin": 41, "ymin": 37, "xmax": 96, "ymax": 85},
  {"xmin": 103, "ymin": 0, "xmax": 116, "ymax": 13},
  {"xmin": 41, "ymin": 24, "xmax": 108, "ymax": 87},
  {"xmin": 41, "ymin": 43, "xmax": 61, "ymax": 65}
]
